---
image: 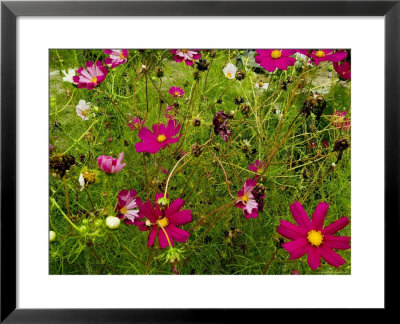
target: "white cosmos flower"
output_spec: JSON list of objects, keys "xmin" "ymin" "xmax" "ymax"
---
[
  {"xmin": 62, "ymin": 69, "xmax": 77, "ymax": 83},
  {"xmin": 76, "ymin": 100, "xmax": 90, "ymax": 120},
  {"xmin": 255, "ymin": 81, "xmax": 269, "ymax": 90},
  {"xmin": 223, "ymin": 63, "xmax": 237, "ymax": 79}
]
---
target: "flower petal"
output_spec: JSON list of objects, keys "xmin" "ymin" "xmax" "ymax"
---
[
  {"xmin": 323, "ymin": 234, "xmax": 351, "ymax": 250},
  {"xmin": 282, "ymin": 238, "xmax": 309, "ymax": 259},
  {"xmin": 290, "ymin": 201, "xmax": 312, "ymax": 230},
  {"xmin": 322, "ymin": 217, "xmax": 350, "ymax": 235},
  {"xmin": 307, "ymin": 246, "xmax": 321, "ymax": 270},
  {"xmin": 311, "ymin": 202, "xmax": 329, "ymax": 230},
  {"xmin": 319, "ymin": 245, "xmax": 347, "ymax": 268},
  {"xmin": 277, "ymin": 220, "xmax": 307, "ymax": 240}
]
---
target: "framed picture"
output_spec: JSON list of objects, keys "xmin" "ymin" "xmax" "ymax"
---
[{"xmin": 1, "ymin": 0, "xmax": 398, "ymax": 321}]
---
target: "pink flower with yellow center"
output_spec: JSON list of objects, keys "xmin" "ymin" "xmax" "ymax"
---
[
  {"xmin": 115, "ymin": 189, "xmax": 142, "ymax": 225},
  {"xmin": 235, "ymin": 179, "xmax": 259, "ymax": 219},
  {"xmin": 309, "ymin": 49, "xmax": 348, "ymax": 66},
  {"xmin": 97, "ymin": 152, "xmax": 126, "ymax": 174},
  {"xmin": 73, "ymin": 61, "xmax": 108, "ymax": 90},
  {"xmin": 331, "ymin": 110, "xmax": 351, "ymax": 131},
  {"xmin": 134, "ymin": 193, "xmax": 192, "ymax": 248},
  {"xmin": 127, "ymin": 116, "xmax": 144, "ymax": 130},
  {"xmin": 276, "ymin": 201, "xmax": 350, "ymax": 271},
  {"xmin": 333, "ymin": 61, "xmax": 351, "ymax": 80},
  {"xmin": 135, "ymin": 119, "xmax": 182, "ymax": 154},
  {"xmin": 104, "ymin": 49, "xmax": 129, "ymax": 68},
  {"xmin": 255, "ymin": 49, "xmax": 297, "ymax": 72},
  {"xmin": 168, "ymin": 86, "xmax": 184, "ymax": 98},
  {"xmin": 248, "ymin": 160, "xmax": 267, "ymax": 179},
  {"xmin": 170, "ymin": 49, "xmax": 201, "ymax": 66}
]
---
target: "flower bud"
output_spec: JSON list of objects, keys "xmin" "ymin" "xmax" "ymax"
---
[
  {"xmin": 106, "ymin": 216, "xmax": 120, "ymax": 230},
  {"xmin": 191, "ymin": 142, "xmax": 203, "ymax": 157},
  {"xmin": 49, "ymin": 230, "xmax": 56, "ymax": 242},
  {"xmin": 156, "ymin": 66, "xmax": 164, "ymax": 77},
  {"xmin": 192, "ymin": 118, "xmax": 201, "ymax": 127},
  {"xmin": 157, "ymin": 196, "xmax": 170, "ymax": 210},
  {"xmin": 235, "ymin": 69, "xmax": 246, "ymax": 81}
]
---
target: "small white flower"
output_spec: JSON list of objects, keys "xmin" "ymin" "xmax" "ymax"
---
[
  {"xmin": 275, "ymin": 108, "xmax": 283, "ymax": 119},
  {"xmin": 332, "ymin": 162, "xmax": 337, "ymax": 168},
  {"xmin": 49, "ymin": 230, "xmax": 56, "ymax": 242},
  {"xmin": 223, "ymin": 63, "xmax": 237, "ymax": 79},
  {"xmin": 62, "ymin": 69, "xmax": 77, "ymax": 83},
  {"xmin": 255, "ymin": 81, "xmax": 269, "ymax": 90},
  {"xmin": 76, "ymin": 100, "xmax": 90, "ymax": 120},
  {"xmin": 106, "ymin": 216, "xmax": 120, "ymax": 230}
]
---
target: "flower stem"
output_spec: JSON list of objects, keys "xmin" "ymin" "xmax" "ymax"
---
[{"xmin": 164, "ymin": 152, "xmax": 190, "ymax": 198}]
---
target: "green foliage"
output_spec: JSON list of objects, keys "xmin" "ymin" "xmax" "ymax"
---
[{"xmin": 49, "ymin": 49, "xmax": 351, "ymax": 275}]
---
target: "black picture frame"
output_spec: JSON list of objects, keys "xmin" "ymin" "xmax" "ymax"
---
[{"xmin": 1, "ymin": 0, "xmax": 398, "ymax": 322}]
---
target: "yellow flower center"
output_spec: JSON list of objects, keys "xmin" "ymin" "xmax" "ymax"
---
[
  {"xmin": 315, "ymin": 50, "xmax": 325, "ymax": 58},
  {"xmin": 241, "ymin": 193, "xmax": 249, "ymax": 203},
  {"xmin": 259, "ymin": 81, "xmax": 264, "ymax": 87},
  {"xmin": 157, "ymin": 134, "xmax": 167, "ymax": 142},
  {"xmin": 181, "ymin": 50, "xmax": 188, "ymax": 53},
  {"xmin": 119, "ymin": 52, "xmax": 125, "ymax": 59},
  {"xmin": 257, "ymin": 168, "xmax": 263, "ymax": 173},
  {"xmin": 91, "ymin": 77, "xmax": 97, "ymax": 84},
  {"xmin": 83, "ymin": 171, "xmax": 96, "ymax": 183},
  {"xmin": 307, "ymin": 230, "xmax": 324, "ymax": 247},
  {"xmin": 226, "ymin": 72, "xmax": 232, "ymax": 78},
  {"xmin": 174, "ymin": 91, "xmax": 180, "ymax": 96},
  {"xmin": 120, "ymin": 206, "xmax": 127, "ymax": 215},
  {"xmin": 157, "ymin": 217, "xmax": 169, "ymax": 228},
  {"xmin": 81, "ymin": 110, "xmax": 88, "ymax": 116},
  {"xmin": 271, "ymin": 50, "xmax": 282, "ymax": 59}
]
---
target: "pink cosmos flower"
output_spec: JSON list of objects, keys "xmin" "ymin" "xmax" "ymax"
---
[
  {"xmin": 255, "ymin": 50, "xmax": 297, "ymax": 72},
  {"xmin": 104, "ymin": 49, "xmax": 129, "ymax": 68},
  {"xmin": 115, "ymin": 189, "xmax": 142, "ymax": 225},
  {"xmin": 75, "ymin": 100, "xmax": 90, "ymax": 120},
  {"xmin": 168, "ymin": 86, "xmax": 184, "ymax": 98},
  {"xmin": 135, "ymin": 119, "xmax": 182, "ymax": 154},
  {"xmin": 135, "ymin": 193, "xmax": 192, "ymax": 248},
  {"xmin": 164, "ymin": 105, "xmax": 177, "ymax": 120},
  {"xmin": 276, "ymin": 201, "xmax": 350, "ymax": 270},
  {"xmin": 127, "ymin": 116, "xmax": 144, "ymax": 130},
  {"xmin": 322, "ymin": 140, "xmax": 329, "ymax": 148},
  {"xmin": 333, "ymin": 61, "xmax": 351, "ymax": 80},
  {"xmin": 97, "ymin": 152, "xmax": 126, "ymax": 174},
  {"xmin": 171, "ymin": 49, "xmax": 201, "ymax": 66},
  {"xmin": 331, "ymin": 111, "xmax": 351, "ymax": 131},
  {"xmin": 73, "ymin": 61, "xmax": 108, "ymax": 89},
  {"xmin": 235, "ymin": 179, "xmax": 259, "ymax": 219},
  {"xmin": 248, "ymin": 160, "xmax": 267, "ymax": 179},
  {"xmin": 309, "ymin": 50, "xmax": 348, "ymax": 66}
]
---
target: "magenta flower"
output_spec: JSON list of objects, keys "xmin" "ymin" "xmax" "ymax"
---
[
  {"xmin": 331, "ymin": 111, "xmax": 351, "ymax": 131},
  {"xmin": 255, "ymin": 50, "xmax": 297, "ymax": 72},
  {"xmin": 164, "ymin": 105, "xmax": 177, "ymax": 120},
  {"xmin": 115, "ymin": 189, "xmax": 142, "ymax": 225},
  {"xmin": 168, "ymin": 86, "xmax": 185, "ymax": 98},
  {"xmin": 276, "ymin": 201, "xmax": 350, "ymax": 270},
  {"xmin": 97, "ymin": 152, "xmax": 126, "ymax": 174},
  {"xmin": 170, "ymin": 49, "xmax": 201, "ymax": 66},
  {"xmin": 135, "ymin": 119, "xmax": 182, "ymax": 154},
  {"xmin": 135, "ymin": 193, "xmax": 192, "ymax": 248},
  {"xmin": 104, "ymin": 49, "xmax": 129, "ymax": 68},
  {"xmin": 235, "ymin": 179, "xmax": 259, "ymax": 219},
  {"xmin": 248, "ymin": 160, "xmax": 267, "ymax": 179},
  {"xmin": 127, "ymin": 116, "xmax": 144, "ymax": 130},
  {"xmin": 309, "ymin": 50, "xmax": 348, "ymax": 66},
  {"xmin": 73, "ymin": 61, "xmax": 108, "ymax": 89},
  {"xmin": 333, "ymin": 61, "xmax": 351, "ymax": 80},
  {"xmin": 213, "ymin": 111, "xmax": 233, "ymax": 142}
]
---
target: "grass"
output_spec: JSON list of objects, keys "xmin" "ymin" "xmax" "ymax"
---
[{"xmin": 49, "ymin": 49, "xmax": 351, "ymax": 275}]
